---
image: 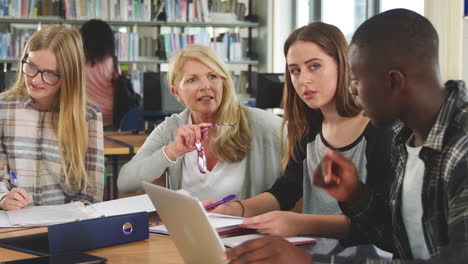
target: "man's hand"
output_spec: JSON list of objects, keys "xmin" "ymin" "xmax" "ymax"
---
[
  {"xmin": 223, "ymin": 236, "xmax": 312, "ymax": 264},
  {"xmin": 0, "ymin": 188, "xmax": 32, "ymax": 210},
  {"xmin": 240, "ymin": 211, "xmax": 303, "ymax": 237},
  {"xmin": 313, "ymin": 148, "xmax": 364, "ymax": 203}
]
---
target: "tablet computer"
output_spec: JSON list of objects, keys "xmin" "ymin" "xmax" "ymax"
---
[{"xmin": 143, "ymin": 182, "xmax": 227, "ymax": 264}]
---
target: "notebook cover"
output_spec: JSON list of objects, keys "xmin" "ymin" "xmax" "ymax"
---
[
  {"xmin": 0, "ymin": 212, "xmax": 149, "ymax": 256},
  {"xmin": 48, "ymin": 212, "xmax": 149, "ymax": 254}
]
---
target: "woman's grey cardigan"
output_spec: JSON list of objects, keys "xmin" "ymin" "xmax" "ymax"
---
[{"xmin": 117, "ymin": 107, "xmax": 285, "ymax": 200}]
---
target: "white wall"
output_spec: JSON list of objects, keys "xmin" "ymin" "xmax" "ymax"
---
[
  {"xmin": 252, "ymin": 0, "xmax": 293, "ymax": 73},
  {"xmin": 463, "ymin": 18, "xmax": 468, "ymax": 82},
  {"xmin": 425, "ymin": 0, "xmax": 463, "ymax": 81}
]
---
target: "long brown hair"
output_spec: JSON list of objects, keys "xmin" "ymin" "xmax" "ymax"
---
[
  {"xmin": 281, "ymin": 22, "xmax": 361, "ymax": 171},
  {"xmin": 3, "ymin": 25, "xmax": 89, "ymax": 191}
]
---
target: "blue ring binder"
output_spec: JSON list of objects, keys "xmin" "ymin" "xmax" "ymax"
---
[{"xmin": 0, "ymin": 212, "xmax": 149, "ymax": 256}]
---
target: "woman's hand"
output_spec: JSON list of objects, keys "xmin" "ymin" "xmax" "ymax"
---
[
  {"xmin": 240, "ymin": 211, "xmax": 303, "ymax": 237},
  {"xmin": 0, "ymin": 188, "xmax": 32, "ymax": 210},
  {"xmin": 202, "ymin": 199, "xmax": 244, "ymax": 216},
  {"xmin": 165, "ymin": 123, "xmax": 212, "ymax": 160}
]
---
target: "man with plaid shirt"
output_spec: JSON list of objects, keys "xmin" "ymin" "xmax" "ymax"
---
[{"xmin": 223, "ymin": 8, "xmax": 468, "ymax": 264}]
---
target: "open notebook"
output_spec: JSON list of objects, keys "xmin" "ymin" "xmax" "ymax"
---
[
  {"xmin": 150, "ymin": 212, "xmax": 256, "ymax": 238},
  {"xmin": 0, "ymin": 194, "xmax": 155, "ymax": 227},
  {"xmin": 150, "ymin": 212, "xmax": 316, "ymax": 247}
]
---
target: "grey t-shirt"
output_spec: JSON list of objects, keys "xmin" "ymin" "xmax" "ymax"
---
[{"xmin": 303, "ymin": 132, "xmax": 368, "ymax": 256}]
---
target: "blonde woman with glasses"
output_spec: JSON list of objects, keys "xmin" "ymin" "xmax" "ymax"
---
[
  {"xmin": 118, "ymin": 45, "xmax": 283, "ymax": 201},
  {"xmin": 0, "ymin": 25, "xmax": 105, "ymax": 210}
]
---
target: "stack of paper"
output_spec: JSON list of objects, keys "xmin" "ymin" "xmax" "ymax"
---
[{"xmin": 0, "ymin": 194, "xmax": 156, "ymax": 228}]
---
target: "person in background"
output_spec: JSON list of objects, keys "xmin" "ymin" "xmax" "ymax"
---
[
  {"xmin": 117, "ymin": 45, "xmax": 284, "ymax": 201},
  {"xmin": 80, "ymin": 19, "xmax": 117, "ymax": 129},
  {"xmin": 0, "ymin": 25, "xmax": 105, "ymax": 211},
  {"xmin": 224, "ymin": 8, "xmax": 468, "ymax": 264},
  {"xmin": 205, "ymin": 22, "xmax": 393, "ymax": 259}
]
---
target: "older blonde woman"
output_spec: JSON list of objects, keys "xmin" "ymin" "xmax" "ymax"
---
[{"xmin": 118, "ymin": 45, "xmax": 283, "ymax": 200}]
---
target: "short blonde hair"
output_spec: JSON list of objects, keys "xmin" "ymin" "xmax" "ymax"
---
[
  {"xmin": 3, "ymin": 25, "xmax": 89, "ymax": 191},
  {"xmin": 168, "ymin": 45, "xmax": 252, "ymax": 162}
]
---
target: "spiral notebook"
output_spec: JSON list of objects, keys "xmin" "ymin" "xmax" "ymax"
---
[{"xmin": 222, "ymin": 234, "xmax": 316, "ymax": 248}]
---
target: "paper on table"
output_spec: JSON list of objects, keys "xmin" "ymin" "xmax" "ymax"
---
[
  {"xmin": 0, "ymin": 211, "xmax": 12, "ymax": 228},
  {"xmin": 150, "ymin": 213, "xmax": 245, "ymax": 235},
  {"xmin": 92, "ymin": 194, "xmax": 155, "ymax": 217},
  {"xmin": 6, "ymin": 202, "xmax": 90, "ymax": 227},
  {"xmin": 0, "ymin": 194, "xmax": 156, "ymax": 228},
  {"xmin": 206, "ymin": 213, "xmax": 244, "ymax": 229},
  {"xmin": 222, "ymin": 234, "xmax": 316, "ymax": 248}
]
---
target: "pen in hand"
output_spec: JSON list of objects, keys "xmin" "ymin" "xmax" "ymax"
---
[
  {"xmin": 204, "ymin": 194, "xmax": 237, "ymax": 211},
  {"xmin": 10, "ymin": 171, "xmax": 19, "ymax": 188}
]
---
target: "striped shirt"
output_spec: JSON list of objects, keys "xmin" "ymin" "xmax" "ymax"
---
[
  {"xmin": 0, "ymin": 96, "xmax": 105, "ymax": 205},
  {"xmin": 338, "ymin": 80, "xmax": 468, "ymax": 262}
]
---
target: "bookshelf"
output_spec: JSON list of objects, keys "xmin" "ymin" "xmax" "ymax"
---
[
  {"xmin": 0, "ymin": 0, "xmax": 259, "ymax": 96},
  {"xmin": 0, "ymin": 17, "xmax": 259, "ymax": 65}
]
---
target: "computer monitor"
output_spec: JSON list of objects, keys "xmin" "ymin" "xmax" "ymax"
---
[
  {"xmin": 0, "ymin": 71, "xmax": 17, "ymax": 92},
  {"xmin": 252, "ymin": 72, "xmax": 285, "ymax": 109},
  {"xmin": 142, "ymin": 72, "xmax": 185, "ymax": 120},
  {"xmin": 143, "ymin": 72, "xmax": 186, "ymax": 113}
]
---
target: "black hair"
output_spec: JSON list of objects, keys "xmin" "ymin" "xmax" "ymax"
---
[
  {"xmin": 80, "ymin": 19, "xmax": 115, "ymax": 66},
  {"xmin": 351, "ymin": 8, "xmax": 439, "ymax": 63}
]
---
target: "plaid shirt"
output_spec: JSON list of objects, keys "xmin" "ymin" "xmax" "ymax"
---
[
  {"xmin": 336, "ymin": 80, "xmax": 468, "ymax": 263},
  {"xmin": 0, "ymin": 96, "xmax": 105, "ymax": 205}
]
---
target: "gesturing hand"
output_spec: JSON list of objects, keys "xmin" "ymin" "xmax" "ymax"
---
[
  {"xmin": 223, "ymin": 235, "xmax": 312, "ymax": 264},
  {"xmin": 313, "ymin": 148, "xmax": 364, "ymax": 203},
  {"xmin": 0, "ymin": 188, "xmax": 32, "ymax": 210},
  {"xmin": 165, "ymin": 123, "xmax": 212, "ymax": 160}
]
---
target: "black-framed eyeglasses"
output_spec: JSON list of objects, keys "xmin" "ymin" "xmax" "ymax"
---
[{"xmin": 21, "ymin": 60, "xmax": 61, "ymax": 86}]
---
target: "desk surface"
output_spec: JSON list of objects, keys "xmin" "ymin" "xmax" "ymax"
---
[
  {"xmin": 104, "ymin": 131, "xmax": 147, "ymax": 155},
  {"xmin": 0, "ymin": 227, "xmax": 185, "ymax": 263}
]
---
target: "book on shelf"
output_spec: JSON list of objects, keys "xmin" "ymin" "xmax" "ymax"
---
[{"xmin": 156, "ymin": 31, "xmax": 242, "ymax": 62}]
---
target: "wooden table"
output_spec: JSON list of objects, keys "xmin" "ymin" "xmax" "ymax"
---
[
  {"xmin": 104, "ymin": 131, "xmax": 148, "ymax": 200},
  {"xmin": 0, "ymin": 227, "xmax": 185, "ymax": 263}
]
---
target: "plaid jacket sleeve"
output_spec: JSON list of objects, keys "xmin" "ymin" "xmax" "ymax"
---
[
  {"xmin": 0, "ymin": 120, "xmax": 10, "ymax": 202},
  {"xmin": 339, "ymin": 184, "xmax": 395, "ymax": 253},
  {"xmin": 334, "ymin": 152, "xmax": 468, "ymax": 263}
]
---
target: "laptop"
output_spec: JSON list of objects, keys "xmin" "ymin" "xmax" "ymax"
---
[{"xmin": 142, "ymin": 182, "xmax": 227, "ymax": 264}]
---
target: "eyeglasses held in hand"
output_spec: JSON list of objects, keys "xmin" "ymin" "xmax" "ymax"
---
[
  {"xmin": 22, "ymin": 60, "xmax": 61, "ymax": 86},
  {"xmin": 195, "ymin": 123, "xmax": 235, "ymax": 174}
]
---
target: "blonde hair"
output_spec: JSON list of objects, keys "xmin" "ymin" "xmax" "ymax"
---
[
  {"xmin": 168, "ymin": 45, "xmax": 252, "ymax": 162},
  {"xmin": 281, "ymin": 22, "xmax": 361, "ymax": 171},
  {"xmin": 3, "ymin": 25, "xmax": 89, "ymax": 191}
]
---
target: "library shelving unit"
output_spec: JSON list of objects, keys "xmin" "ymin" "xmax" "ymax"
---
[
  {"xmin": 0, "ymin": 16, "xmax": 259, "ymax": 65},
  {"xmin": 0, "ymin": 15, "xmax": 259, "ymax": 92}
]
